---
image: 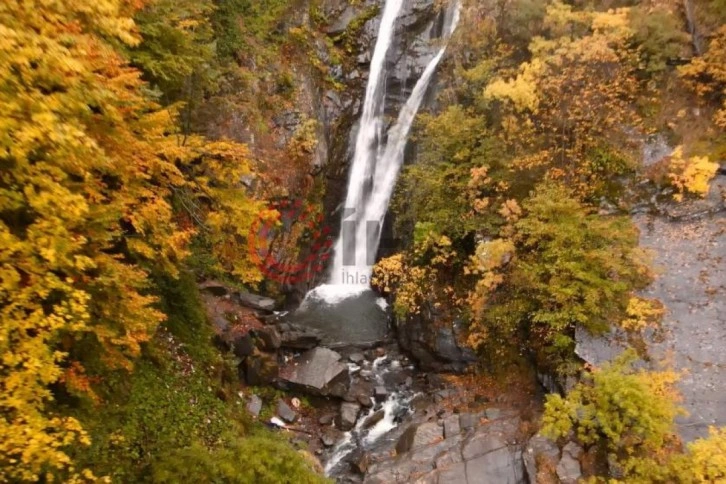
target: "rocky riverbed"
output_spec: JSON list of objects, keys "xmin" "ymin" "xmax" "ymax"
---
[{"xmin": 198, "ymin": 279, "xmax": 602, "ymax": 483}]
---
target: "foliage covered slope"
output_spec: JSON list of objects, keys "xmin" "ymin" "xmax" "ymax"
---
[
  {"xmin": 0, "ymin": 0, "xmax": 328, "ymax": 481},
  {"xmin": 374, "ymin": 0, "xmax": 725, "ymax": 480}
]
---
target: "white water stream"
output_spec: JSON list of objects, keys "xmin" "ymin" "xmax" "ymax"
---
[
  {"xmin": 318, "ymin": 2, "xmax": 462, "ymax": 476},
  {"xmin": 326, "ymin": 0, "xmax": 462, "ymax": 289},
  {"xmin": 329, "ymin": 0, "xmax": 406, "ymax": 286}
]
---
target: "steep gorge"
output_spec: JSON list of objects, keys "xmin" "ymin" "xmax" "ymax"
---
[{"xmin": 2, "ymin": 0, "xmax": 725, "ymax": 482}]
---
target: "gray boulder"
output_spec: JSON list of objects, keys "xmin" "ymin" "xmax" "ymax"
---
[
  {"xmin": 322, "ymin": 429, "xmax": 340, "ymax": 447},
  {"xmin": 397, "ymin": 313, "xmax": 476, "ymax": 372},
  {"xmin": 236, "ymin": 292, "xmax": 276, "ymax": 312},
  {"xmin": 562, "ymin": 441, "xmax": 583, "ymax": 459},
  {"xmin": 523, "ymin": 434, "xmax": 560, "ymax": 483},
  {"xmin": 438, "ymin": 462, "xmax": 467, "ymax": 484},
  {"xmin": 276, "ymin": 399, "xmax": 297, "ymax": 423},
  {"xmin": 232, "ymin": 331, "xmax": 255, "ymax": 358},
  {"xmin": 345, "ymin": 378, "xmax": 374, "ymax": 405},
  {"xmin": 363, "ymin": 409, "xmax": 386, "ymax": 429},
  {"xmin": 325, "ymin": 6, "xmax": 357, "ymax": 35},
  {"xmin": 443, "ymin": 414, "xmax": 461, "ymax": 439},
  {"xmin": 462, "ymin": 434, "xmax": 506, "ymax": 460},
  {"xmin": 279, "ymin": 347, "xmax": 349, "ymax": 395},
  {"xmin": 338, "ymin": 402, "xmax": 360, "ymax": 430},
  {"xmin": 277, "ymin": 323, "xmax": 322, "ymax": 349},
  {"xmin": 215, "ymin": 327, "xmax": 255, "ymax": 358},
  {"xmin": 459, "ymin": 413, "xmax": 478, "ymax": 431},
  {"xmin": 246, "ymin": 394, "xmax": 262, "ymax": 417},
  {"xmin": 319, "ymin": 413, "xmax": 334, "ymax": 425},
  {"xmin": 556, "ymin": 452, "xmax": 582, "ymax": 484},
  {"xmin": 396, "ymin": 422, "xmax": 443, "ymax": 453},
  {"xmin": 254, "ymin": 327, "xmax": 281, "ymax": 350},
  {"xmin": 466, "ymin": 447, "xmax": 524, "ymax": 484}
]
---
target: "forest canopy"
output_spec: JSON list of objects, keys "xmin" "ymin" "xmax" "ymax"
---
[{"xmin": 0, "ymin": 0, "xmax": 724, "ymax": 481}]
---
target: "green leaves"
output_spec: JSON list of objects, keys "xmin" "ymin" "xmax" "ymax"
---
[
  {"xmin": 543, "ymin": 350, "xmax": 681, "ymax": 446},
  {"xmin": 471, "ymin": 182, "xmax": 651, "ymax": 369},
  {"xmin": 542, "ymin": 351, "xmax": 689, "ymax": 481}
]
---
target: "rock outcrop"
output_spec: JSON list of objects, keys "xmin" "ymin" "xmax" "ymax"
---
[
  {"xmin": 397, "ymin": 310, "xmax": 477, "ymax": 372},
  {"xmin": 366, "ymin": 410, "xmax": 526, "ymax": 484},
  {"xmin": 576, "ymin": 174, "xmax": 726, "ymax": 441},
  {"xmin": 522, "ymin": 434, "xmax": 560, "ymax": 483},
  {"xmin": 278, "ymin": 347, "xmax": 350, "ymax": 396}
]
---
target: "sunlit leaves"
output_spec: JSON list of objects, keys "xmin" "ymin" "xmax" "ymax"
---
[
  {"xmin": 0, "ymin": 0, "xmax": 265, "ymax": 480},
  {"xmin": 667, "ymin": 146, "xmax": 719, "ymax": 201},
  {"xmin": 542, "ymin": 349, "xmax": 681, "ymax": 456}
]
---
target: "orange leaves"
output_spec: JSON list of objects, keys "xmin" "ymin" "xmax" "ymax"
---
[
  {"xmin": 679, "ymin": 25, "xmax": 726, "ymax": 128},
  {"xmin": 60, "ymin": 362, "xmax": 101, "ymax": 403}
]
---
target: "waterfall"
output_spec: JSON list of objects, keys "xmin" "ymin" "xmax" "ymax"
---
[
  {"xmin": 328, "ymin": 0, "xmax": 462, "ymax": 286},
  {"xmin": 330, "ymin": 0, "xmax": 405, "ymax": 286},
  {"xmin": 338, "ymin": 0, "xmax": 404, "ymax": 226}
]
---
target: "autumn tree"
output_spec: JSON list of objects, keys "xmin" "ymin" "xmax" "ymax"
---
[
  {"xmin": 467, "ymin": 183, "xmax": 652, "ymax": 370},
  {"xmin": 542, "ymin": 350, "xmax": 683, "ymax": 480},
  {"xmin": 484, "ymin": 2, "xmax": 643, "ymax": 201},
  {"xmin": 0, "ymin": 0, "xmax": 268, "ymax": 480},
  {"xmin": 543, "ymin": 351, "xmax": 726, "ymax": 482},
  {"xmin": 0, "ymin": 1, "xmax": 190, "ymax": 479}
]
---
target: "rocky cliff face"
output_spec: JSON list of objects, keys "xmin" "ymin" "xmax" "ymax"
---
[
  {"xmin": 234, "ymin": 0, "xmax": 448, "ymax": 295},
  {"xmin": 314, "ymin": 0, "xmax": 446, "ymax": 280},
  {"xmin": 575, "ymin": 145, "xmax": 726, "ymax": 442}
]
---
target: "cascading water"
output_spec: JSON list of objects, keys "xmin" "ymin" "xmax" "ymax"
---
[
  {"xmin": 328, "ymin": 0, "xmax": 461, "ymax": 288},
  {"xmin": 307, "ymin": 2, "xmax": 463, "ymax": 477},
  {"xmin": 297, "ymin": 0, "xmax": 461, "ymax": 351},
  {"xmin": 356, "ymin": 4, "xmax": 461, "ymax": 278},
  {"xmin": 330, "ymin": 0, "xmax": 406, "ymax": 286},
  {"xmin": 324, "ymin": 355, "xmax": 418, "ymax": 476}
]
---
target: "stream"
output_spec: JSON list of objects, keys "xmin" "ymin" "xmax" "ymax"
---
[{"xmin": 300, "ymin": 0, "xmax": 462, "ymax": 478}]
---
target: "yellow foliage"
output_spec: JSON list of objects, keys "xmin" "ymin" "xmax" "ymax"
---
[
  {"xmin": 373, "ymin": 233, "xmax": 458, "ymax": 318},
  {"xmin": 681, "ymin": 427, "xmax": 726, "ymax": 482},
  {"xmin": 372, "ymin": 254, "xmax": 430, "ymax": 317},
  {"xmin": 466, "ymin": 238, "xmax": 515, "ymax": 347},
  {"xmin": 484, "ymin": 58, "xmax": 543, "ymax": 112},
  {"xmin": 485, "ymin": 2, "xmax": 640, "ymax": 199},
  {"xmin": 0, "ymin": 1, "xmax": 266, "ymax": 480},
  {"xmin": 620, "ymin": 296, "xmax": 664, "ymax": 332},
  {"xmin": 667, "ymin": 146, "xmax": 719, "ymax": 201},
  {"xmin": 679, "ymin": 25, "xmax": 726, "ymax": 128},
  {"xmin": 177, "ymin": 138, "xmax": 269, "ymax": 284}
]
